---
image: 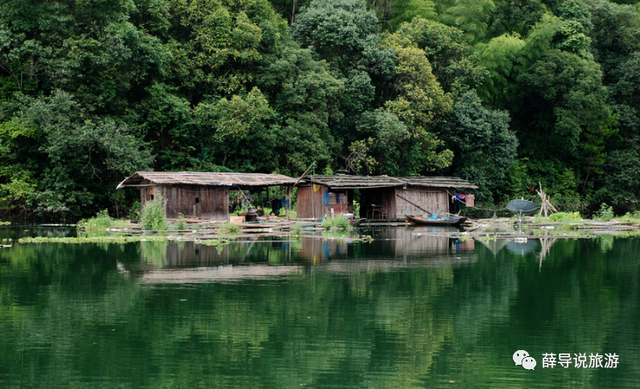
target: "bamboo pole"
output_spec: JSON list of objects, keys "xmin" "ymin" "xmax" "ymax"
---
[{"xmin": 395, "ymin": 193, "xmax": 433, "ymax": 215}]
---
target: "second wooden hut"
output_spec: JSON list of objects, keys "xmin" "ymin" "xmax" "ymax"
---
[{"xmin": 297, "ymin": 175, "xmax": 478, "ymax": 220}]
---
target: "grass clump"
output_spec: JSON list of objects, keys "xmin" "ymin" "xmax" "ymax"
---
[
  {"xmin": 618, "ymin": 211, "xmax": 640, "ymax": 223},
  {"xmin": 549, "ymin": 212, "xmax": 582, "ymax": 222},
  {"xmin": 220, "ymin": 222, "xmax": 240, "ymax": 234},
  {"xmin": 321, "ymin": 216, "xmax": 352, "ymax": 230},
  {"xmin": 199, "ymin": 239, "xmax": 231, "ymax": 246},
  {"xmin": 176, "ymin": 213, "xmax": 187, "ymax": 230},
  {"xmin": 141, "ymin": 195, "xmax": 168, "ymax": 231}
]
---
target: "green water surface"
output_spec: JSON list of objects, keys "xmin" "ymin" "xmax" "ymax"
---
[{"xmin": 0, "ymin": 227, "xmax": 638, "ymax": 388}]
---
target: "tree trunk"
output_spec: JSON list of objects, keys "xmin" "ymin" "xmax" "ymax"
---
[{"xmin": 291, "ymin": 0, "xmax": 298, "ymax": 24}]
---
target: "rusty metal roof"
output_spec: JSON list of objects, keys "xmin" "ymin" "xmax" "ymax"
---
[
  {"xmin": 116, "ymin": 171, "xmax": 298, "ymax": 189},
  {"xmin": 302, "ymin": 175, "xmax": 478, "ymax": 189}
]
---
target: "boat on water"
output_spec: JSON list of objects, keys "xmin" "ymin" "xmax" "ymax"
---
[{"xmin": 405, "ymin": 214, "xmax": 468, "ymax": 226}]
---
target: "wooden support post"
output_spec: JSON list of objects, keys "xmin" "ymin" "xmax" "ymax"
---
[{"xmin": 287, "ymin": 186, "xmax": 292, "ymax": 220}]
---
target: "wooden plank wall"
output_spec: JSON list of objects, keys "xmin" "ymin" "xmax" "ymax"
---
[
  {"xmin": 140, "ymin": 185, "xmax": 229, "ymax": 220},
  {"xmin": 297, "ymin": 185, "xmax": 350, "ymax": 218},
  {"xmin": 140, "ymin": 241, "xmax": 232, "ymax": 268},
  {"xmin": 393, "ymin": 187, "xmax": 449, "ymax": 217}
]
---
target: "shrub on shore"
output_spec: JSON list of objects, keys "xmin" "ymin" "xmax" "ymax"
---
[
  {"xmin": 321, "ymin": 216, "xmax": 352, "ymax": 230},
  {"xmin": 77, "ymin": 209, "xmax": 113, "ymax": 235},
  {"xmin": 141, "ymin": 195, "xmax": 168, "ymax": 231}
]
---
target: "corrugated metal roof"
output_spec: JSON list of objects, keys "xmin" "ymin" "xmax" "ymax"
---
[
  {"xmin": 116, "ymin": 171, "xmax": 298, "ymax": 189},
  {"xmin": 303, "ymin": 175, "xmax": 478, "ymax": 189}
]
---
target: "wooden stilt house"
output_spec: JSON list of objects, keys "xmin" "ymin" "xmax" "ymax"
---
[
  {"xmin": 116, "ymin": 172, "xmax": 297, "ymax": 220},
  {"xmin": 297, "ymin": 175, "xmax": 478, "ymax": 220}
]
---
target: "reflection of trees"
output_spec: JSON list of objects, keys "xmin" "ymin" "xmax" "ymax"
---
[
  {"xmin": 455, "ymin": 238, "xmax": 634, "ymax": 387},
  {"xmin": 135, "ymin": 240, "xmax": 305, "ymax": 271},
  {"xmin": 1, "ymin": 240, "xmax": 458, "ymax": 387},
  {"xmin": 446, "ymin": 252, "xmax": 519, "ymax": 345},
  {"xmin": 1, "ymin": 238, "xmax": 639, "ymax": 387},
  {"xmin": 140, "ymin": 240, "xmax": 169, "ymax": 269},
  {"xmin": 593, "ymin": 237, "xmax": 640, "ymax": 386}
]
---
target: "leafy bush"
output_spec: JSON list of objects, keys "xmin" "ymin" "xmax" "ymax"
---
[
  {"xmin": 594, "ymin": 203, "xmax": 614, "ymax": 222},
  {"xmin": 549, "ymin": 212, "xmax": 582, "ymax": 222},
  {"xmin": 141, "ymin": 195, "xmax": 168, "ymax": 231},
  {"xmin": 129, "ymin": 200, "xmax": 141, "ymax": 221}
]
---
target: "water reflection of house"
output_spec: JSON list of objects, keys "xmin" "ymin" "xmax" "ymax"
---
[
  {"xmin": 116, "ymin": 171, "xmax": 297, "ymax": 220},
  {"xmin": 312, "ymin": 229, "xmax": 479, "ymax": 272},
  {"xmin": 163, "ymin": 241, "xmax": 232, "ymax": 267},
  {"xmin": 376, "ymin": 227, "xmax": 453, "ymax": 257},
  {"xmin": 298, "ymin": 238, "xmax": 351, "ymax": 265},
  {"xmin": 128, "ymin": 235, "xmax": 480, "ymax": 283},
  {"xmin": 128, "ymin": 239, "xmax": 300, "ymax": 281},
  {"xmin": 294, "ymin": 228, "xmax": 478, "ymax": 264},
  {"xmin": 297, "ymin": 175, "xmax": 478, "ymax": 220}
]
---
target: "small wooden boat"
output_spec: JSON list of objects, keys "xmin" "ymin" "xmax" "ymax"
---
[
  {"xmin": 350, "ymin": 218, "xmax": 366, "ymax": 227},
  {"xmin": 406, "ymin": 214, "xmax": 467, "ymax": 226}
]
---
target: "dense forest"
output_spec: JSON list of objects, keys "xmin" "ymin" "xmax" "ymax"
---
[{"xmin": 1, "ymin": 0, "xmax": 639, "ymax": 221}]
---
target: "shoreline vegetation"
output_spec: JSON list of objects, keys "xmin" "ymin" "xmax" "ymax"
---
[
  {"xmin": 5, "ymin": 201, "xmax": 639, "ymax": 246},
  {"xmin": 10, "ymin": 210, "xmax": 640, "ymax": 246},
  {"xmin": 13, "ymin": 209, "xmax": 367, "ymax": 245}
]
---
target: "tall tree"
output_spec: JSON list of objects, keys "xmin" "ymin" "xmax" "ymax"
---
[
  {"xmin": 347, "ymin": 20, "xmax": 456, "ymax": 175},
  {"xmin": 292, "ymin": 0, "xmax": 396, "ymax": 167},
  {"xmin": 438, "ymin": 91, "xmax": 517, "ymax": 201},
  {"xmin": 0, "ymin": 0, "xmax": 160, "ymax": 219},
  {"xmin": 391, "ymin": 17, "xmax": 487, "ymax": 96}
]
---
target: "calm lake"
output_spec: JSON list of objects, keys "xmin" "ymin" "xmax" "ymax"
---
[{"xmin": 1, "ymin": 227, "xmax": 639, "ymax": 388}]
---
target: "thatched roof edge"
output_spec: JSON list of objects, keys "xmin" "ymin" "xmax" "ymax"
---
[
  {"xmin": 116, "ymin": 171, "xmax": 298, "ymax": 189},
  {"xmin": 301, "ymin": 175, "xmax": 478, "ymax": 190}
]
